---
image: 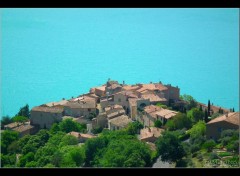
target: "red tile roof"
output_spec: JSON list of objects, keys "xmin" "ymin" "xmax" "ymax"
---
[
  {"xmin": 31, "ymin": 106, "xmax": 64, "ymax": 113},
  {"xmin": 140, "ymin": 127, "xmax": 164, "ymax": 140},
  {"xmin": 207, "ymin": 112, "xmax": 239, "ymax": 125}
]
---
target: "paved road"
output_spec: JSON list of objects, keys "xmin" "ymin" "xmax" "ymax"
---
[{"xmin": 152, "ymin": 156, "xmax": 173, "ymax": 168}]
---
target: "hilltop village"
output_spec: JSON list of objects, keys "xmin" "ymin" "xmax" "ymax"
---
[{"xmin": 2, "ymin": 79, "xmax": 239, "ymax": 168}]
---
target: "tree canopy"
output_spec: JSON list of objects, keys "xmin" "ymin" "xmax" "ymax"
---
[{"xmin": 155, "ymin": 131, "xmax": 186, "ymax": 163}]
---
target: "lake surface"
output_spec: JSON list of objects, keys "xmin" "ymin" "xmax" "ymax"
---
[{"xmin": 1, "ymin": 8, "xmax": 239, "ymax": 118}]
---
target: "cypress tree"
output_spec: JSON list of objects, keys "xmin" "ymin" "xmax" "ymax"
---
[
  {"xmin": 204, "ymin": 109, "xmax": 208, "ymax": 123},
  {"xmin": 233, "ymin": 107, "xmax": 235, "ymax": 112},
  {"xmin": 208, "ymin": 100, "xmax": 211, "ymax": 116}
]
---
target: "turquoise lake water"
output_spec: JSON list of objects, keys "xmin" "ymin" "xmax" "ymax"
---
[{"xmin": 1, "ymin": 8, "xmax": 239, "ymax": 118}]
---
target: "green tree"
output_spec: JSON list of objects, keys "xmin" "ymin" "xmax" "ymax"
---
[
  {"xmin": 18, "ymin": 152, "xmax": 35, "ymax": 167},
  {"xmin": 180, "ymin": 94, "xmax": 197, "ymax": 110},
  {"xmin": 59, "ymin": 134, "xmax": 78, "ymax": 147},
  {"xmin": 208, "ymin": 100, "xmax": 211, "ymax": 116},
  {"xmin": 97, "ymin": 139, "xmax": 151, "ymax": 167},
  {"xmin": 1, "ymin": 130, "xmax": 19, "ymax": 154},
  {"xmin": 84, "ymin": 137, "xmax": 108, "ymax": 166},
  {"xmin": 154, "ymin": 120, "xmax": 162, "ymax": 128},
  {"xmin": 202, "ymin": 140, "xmax": 216, "ymax": 152},
  {"xmin": 22, "ymin": 130, "xmax": 49, "ymax": 154},
  {"xmin": 16, "ymin": 104, "xmax": 30, "ymax": 118},
  {"xmin": 187, "ymin": 108, "xmax": 204, "ymax": 123},
  {"xmin": 165, "ymin": 120, "xmax": 175, "ymax": 131},
  {"xmin": 1, "ymin": 116, "xmax": 13, "ymax": 129},
  {"xmin": 156, "ymin": 131, "xmax": 186, "ymax": 163},
  {"xmin": 12, "ymin": 116, "xmax": 28, "ymax": 124},
  {"xmin": 49, "ymin": 123, "xmax": 60, "ymax": 134},
  {"xmin": 165, "ymin": 113, "xmax": 192, "ymax": 130},
  {"xmin": 34, "ymin": 144, "xmax": 56, "ymax": 167},
  {"xmin": 126, "ymin": 121, "xmax": 143, "ymax": 135},
  {"xmin": 204, "ymin": 109, "xmax": 208, "ymax": 123},
  {"xmin": 59, "ymin": 119, "xmax": 86, "ymax": 133},
  {"xmin": 1, "ymin": 154, "xmax": 16, "ymax": 167},
  {"xmin": 59, "ymin": 145, "xmax": 85, "ymax": 167},
  {"xmin": 25, "ymin": 161, "xmax": 37, "ymax": 168},
  {"xmin": 189, "ymin": 121, "xmax": 206, "ymax": 140}
]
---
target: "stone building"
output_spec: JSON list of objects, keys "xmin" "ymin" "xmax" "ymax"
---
[
  {"xmin": 30, "ymin": 106, "xmax": 64, "ymax": 129},
  {"xmin": 206, "ymin": 112, "xmax": 239, "ymax": 140},
  {"xmin": 64, "ymin": 100, "xmax": 96, "ymax": 118},
  {"xmin": 108, "ymin": 115, "xmax": 132, "ymax": 131}
]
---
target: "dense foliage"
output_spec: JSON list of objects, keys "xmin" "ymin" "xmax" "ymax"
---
[{"xmin": 155, "ymin": 131, "xmax": 186, "ymax": 163}]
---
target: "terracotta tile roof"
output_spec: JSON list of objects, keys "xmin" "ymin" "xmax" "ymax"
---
[
  {"xmin": 140, "ymin": 127, "xmax": 164, "ymax": 140},
  {"xmin": 31, "ymin": 106, "xmax": 64, "ymax": 113},
  {"xmin": 122, "ymin": 85, "xmax": 140, "ymax": 91},
  {"xmin": 136, "ymin": 83, "xmax": 168, "ymax": 93},
  {"xmin": 141, "ymin": 93, "xmax": 167, "ymax": 102},
  {"xmin": 109, "ymin": 115, "xmax": 131, "ymax": 127},
  {"xmin": 12, "ymin": 124, "xmax": 35, "ymax": 133},
  {"xmin": 70, "ymin": 95, "xmax": 96, "ymax": 102},
  {"xmin": 198, "ymin": 102, "xmax": 230, "ymax": 113},
  {"xmin": 155, "ymin": 109, "xmax": 178, "ymax": 119},
  {"xmin": 65, "ymin": 100, "xmax": 96, "ymax": 109},
  {"xmin": 210, "ymin": 105, "xmax": 230, "ymax": 113},
  {"xmin": 115, "ymin": 91, "xmax": 138, "ymax": 98},
  {"xmin": 105, "ymin": 104, "xmax": 124, "ymax": 112},
  {"xmin": 207, "ymin": 112, "xmax": 239, "ymax": 125},
  {"xmin": 155, "ymin": 84, "xmax": 168, "ymax": 91},
  {"xmin": 45, "ymin": 99, "xmax": 68, "ymax": 107},
  {"xmin": 107, "ymin": 110, "xmax": 125, "ymax": 119},
  {"xmin": 144, "ymin": 105, "xmax": 161, "ymax": 114},
  {"xmin": 95, "ymin": 86, "xmax": 106, "ymax": 91},
  {"xmin": 4, "ymin": 122, "xmax": 19, "ymax": 129},
  {"xmin": 68, "ymin": 131, "xmax": 96, "ymax": 139}
]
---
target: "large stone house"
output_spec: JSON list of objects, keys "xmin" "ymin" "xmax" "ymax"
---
[
  {"xmin": 134, "ymin": 82, "xmax": 180, "ymax": 104},
  {"xmin": 30, "ymin": 106, "xmax": 64, "ymax": 129},
  {"xmin": 4, "ymin": 121, "xmax": 37, "ymax": 137},
  {"xmin": 206, "ymin": 112, "xmax": 239, "ymax": 140},
  {"xmin": 108, "ymin": 115, "xmax": 132, "ymax": 131},
  {"xmin": 105, "ymin": 80, "xmax": 122, "ymax": 95},
  {"xmin": 141, "ymin": 105, "xmax": 178, "ymax": 127},
  {"xmin": 64, "ymin": 100, "xmax": 96, "ymax": 118}
]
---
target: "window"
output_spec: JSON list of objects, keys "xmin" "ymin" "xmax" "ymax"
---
[
  {"xmin": 217, "ymin": 127, "xmax": 222, "ymax": 133},
  {"xmin": 118, "ymin": 98, "xmax": 121, "ymax": 102},
  {"xmin": 88, "ymin": 108, "xmax": 91, "ymax": 112}
]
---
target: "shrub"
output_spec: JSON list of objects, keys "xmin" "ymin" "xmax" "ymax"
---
[
  {"xmin": 209, "ymin": 152, "xmax": 219, "ymax": 160},
  {"xmin": 202, "ymin": 140, "xmax": 216, "ymax": 152}
]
